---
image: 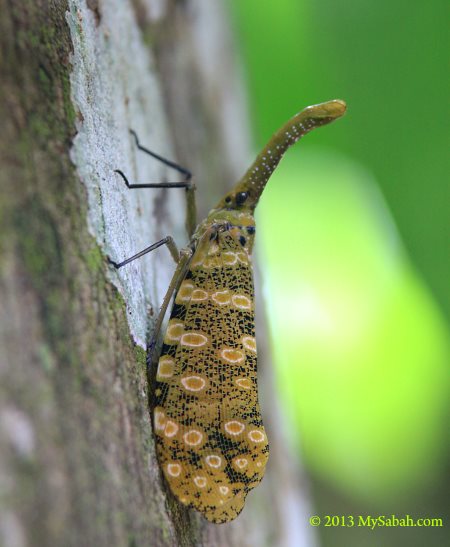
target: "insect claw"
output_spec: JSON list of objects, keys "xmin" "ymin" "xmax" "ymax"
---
[
  {"xmin": 106, "ymin": 255, "xmax": 120, "ymax": 269},
  {"xmin": 129, "ymin": 128, "xmax": 139, "ymax": 146},
  {"xmin": 114, "ymin": 169, "xmax": 130, "ymax": 187}
]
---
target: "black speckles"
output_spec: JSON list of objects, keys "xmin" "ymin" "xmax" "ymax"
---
[
  {"xmin": 224, "ymin": 462, "xmax": 247, "ymax": 484},
  {"xmin": 193, "ymin": 316, "xmax": 202, "ymax": 328},
  {"xmin": 209, "ymin": 430, "xmax": 241, "ymax": 453},
  {"xmin": 171, "ymin": 303, "xmax": 187, "ymax": 321},
  {"xmin": 155, "ymin": 381, "xmax": 170, "ymax": 406},
  {"xmin": 188, "ymin": 450, "xmax": 202, "ymax": 467},
  {"xmin": 244, "ymin": 414, "xmax": 263, "ymax": 426},
  {"xmin": 243, "ymin": 311, "xmax": 253, "ymax": 323},
  {"xmin": 228, "ymin": 282, "xmax": 241, "ymax": 292},
  {"xmin": 160, "ymin": 344, "xmax": 176, "ymax": 357}
]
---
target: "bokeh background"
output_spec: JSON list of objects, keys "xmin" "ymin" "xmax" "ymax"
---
[{"xmin": 229, "ymin": 1, "xmax": 448, "ymax": 546}]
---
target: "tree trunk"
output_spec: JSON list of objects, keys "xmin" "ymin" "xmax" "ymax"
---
[{"xmin": 0, "ymin": 1, "xmax": 315, "ymax": 545}]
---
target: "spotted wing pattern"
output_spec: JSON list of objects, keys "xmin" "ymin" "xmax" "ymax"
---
[{"xmin": 153, "ymin": 225, "xmax": 269, "ymax": 523}]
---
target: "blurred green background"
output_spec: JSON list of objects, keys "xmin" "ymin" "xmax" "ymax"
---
[{"xmin": 229, "ymin": 1, "xmax": 449, "ymax": 546}]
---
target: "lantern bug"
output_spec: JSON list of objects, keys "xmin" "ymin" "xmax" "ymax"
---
[{"xmin": 110, "ymin": 100, "xmax": 346, "ymax": 523}]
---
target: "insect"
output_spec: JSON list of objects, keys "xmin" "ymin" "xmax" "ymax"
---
[{"xmin": 110, "ymin": 100, "xmax": 346, "ymax": 523}]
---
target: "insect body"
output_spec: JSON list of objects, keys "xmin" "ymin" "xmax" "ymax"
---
[
  {"xmin": 154, "ymin": 215, "xmax": 262, "ymax": 523},
  {"xmin": 113, "ymin": 100, "xmax": 346, "ymax": 523}
]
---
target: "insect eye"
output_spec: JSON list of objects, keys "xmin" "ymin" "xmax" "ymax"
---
[
  {"xmin": 236, "ymin": 192, "xmax": 248, "ymax": 206},
  {"xmin": 247, "ymin": 226, "xmax": 255, "ymax": 235},
  {"xmin": 225, "ymin": 196, "xmax": 232, "ymax": 204}
]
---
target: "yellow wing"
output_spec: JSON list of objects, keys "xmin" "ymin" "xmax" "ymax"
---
[{"xmin": 153, "ymin": 224, "xmax": 269, "ymax": 523}]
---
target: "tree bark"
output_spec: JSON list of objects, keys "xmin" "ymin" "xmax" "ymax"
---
[{"xmin": 0, "ymin": 1, "xmax": 315, "ymax": 546}]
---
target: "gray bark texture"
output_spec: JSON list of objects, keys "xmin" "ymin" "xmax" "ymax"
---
[{"xmin": 0, "ymin": 1, "xmax": 315, "ymax": 546}]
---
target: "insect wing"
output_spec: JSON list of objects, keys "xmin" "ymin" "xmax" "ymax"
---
[{"xmin": 153, "ymin": 226, "xmax": 268, "ymax": 523}]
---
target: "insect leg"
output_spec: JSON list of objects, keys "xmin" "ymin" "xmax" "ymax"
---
[
  {"xmin": 115, "ymin": 131, "xmax": 198, "ymax": 238},
  {"xmin": 114, "ymin": 169, "xmax": 189, "ymax": 190},
  {"xmin": 129, "ymin": 129, "xmax": 192, "ymax": 180},
  {"xmin": 147, "ymin": 247, "xmax": 193, "ymax": 367},
  {"xmin": 108, "ymin": 236, "xmax": 180, "ymax": 269}
]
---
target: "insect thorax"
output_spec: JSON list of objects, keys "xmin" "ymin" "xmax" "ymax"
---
[{"xmin": 193, "ymin": 208, "xmax": 256, "ymax": 256}]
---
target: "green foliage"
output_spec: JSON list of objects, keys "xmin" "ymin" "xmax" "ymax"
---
[{"xmin": 259, "ymin": 153, "xmax": 448, "ymax": 500}]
